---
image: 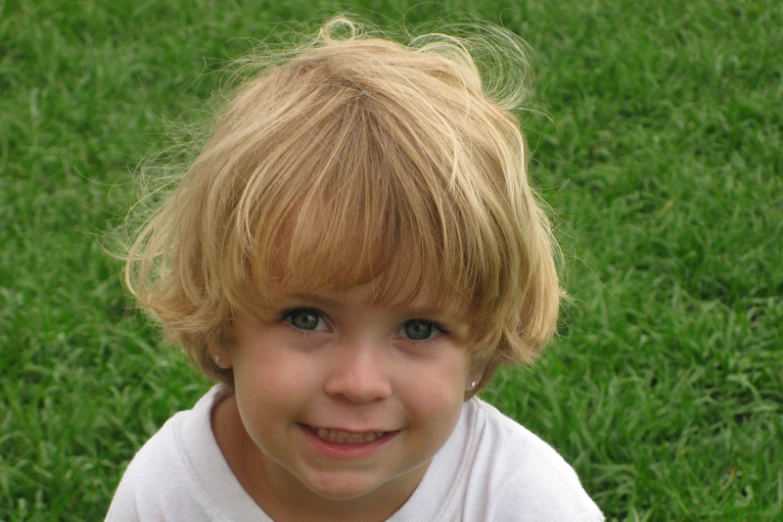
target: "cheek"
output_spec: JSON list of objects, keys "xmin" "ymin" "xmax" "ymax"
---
[
  {"xmin": 396, "ymin": 357, "xmax": 468, "ymax": 421},
  {"xmin": 234, "ymin": 336, "xmax": 316, "ymax": 385},
  {"xmin": 231, "ymin": 344, "xmax": 322, "ymax": 421},
  {"xmin": 231, "ymin": 356, "xmax": 314, "ymax": 449}
]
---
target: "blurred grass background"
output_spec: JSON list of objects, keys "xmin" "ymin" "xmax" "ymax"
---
[{"xmin": 1, "ymin": 0, "xmax": 781, "ymax": 520}]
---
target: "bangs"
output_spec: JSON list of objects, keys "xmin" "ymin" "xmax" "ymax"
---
[{"xmin": 236, "ymin": 94, "xmax": 477, "ymax": 318}]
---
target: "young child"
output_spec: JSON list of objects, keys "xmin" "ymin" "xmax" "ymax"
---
[{"xmin": 107, "ymin": 18, "xmax": 604, "ymax": 521}]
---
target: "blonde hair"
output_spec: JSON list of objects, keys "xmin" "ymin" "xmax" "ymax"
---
[{"xmin": 124, "ymin": 17, "xmax": 561, "ymax": 394}]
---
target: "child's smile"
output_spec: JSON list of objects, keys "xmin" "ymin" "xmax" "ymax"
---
[
  {"xmin": 298, "ymin": 423, "xmax": 399, "ymax": 458},
  {"xmin": 210, "ymin": 280, "xmax": 478, "ymax": 520}
]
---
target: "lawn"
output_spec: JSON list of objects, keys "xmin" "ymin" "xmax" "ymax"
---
[{"xmin": 1, "ymin": 0, "xmax": 781, "ymax": 520}]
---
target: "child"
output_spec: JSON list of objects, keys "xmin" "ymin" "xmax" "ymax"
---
[{"xmin": 107, "ymin": 18, "xmax": 604, "ymax": 521}]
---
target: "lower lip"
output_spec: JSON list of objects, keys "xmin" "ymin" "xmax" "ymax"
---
[{"xmin": 298, "ymin": 424, "xmax": 399, "ymax": 459}]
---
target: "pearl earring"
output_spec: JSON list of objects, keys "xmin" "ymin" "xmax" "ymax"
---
[
  {"xmin": 214, "ymin": 354, "xmax": 221, "ymax": 364},
  {"xmin": 470, "ymin": 380, "xmax": 478, "ymax": 389}
]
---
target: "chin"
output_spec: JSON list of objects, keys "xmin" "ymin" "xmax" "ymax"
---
[{"xmin": 303, "ymin": 473, "xmax": 385, "ymax": 501}]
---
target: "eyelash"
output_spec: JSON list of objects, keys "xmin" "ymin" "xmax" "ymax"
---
[{"xmin": 279, "ymin": 307, "xmax": 449, "ymax": 342}]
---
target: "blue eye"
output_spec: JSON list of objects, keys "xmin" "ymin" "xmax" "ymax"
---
[
  {"xmin": 286, "ymin": 309, "xmax": 325, "ymax": 331},
  {"xmin": 403, "ymin": 319, "xmax": 441, "ymax": 341}
]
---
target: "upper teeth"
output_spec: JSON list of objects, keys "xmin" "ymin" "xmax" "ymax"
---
[{"xmin": 313, "ymin": 427, "xmax": 385, "ymax": 444}]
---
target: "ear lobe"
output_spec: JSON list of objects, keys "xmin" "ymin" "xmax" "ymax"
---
[
  {"xmin": 208, "ymin": 343, "xmax": 233, "ymax": 369},
  {"xmin": 465, "ymin": 375, "xmax": 483, "ymax": 394},
  {"xmin": 467, "ymin": 367, "xmax": 484, "ymax": 388}
]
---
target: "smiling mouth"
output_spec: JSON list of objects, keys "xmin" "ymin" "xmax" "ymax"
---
[{"xmin": 301, "ymin": 424, "xmax": 392, "ymax": 444}]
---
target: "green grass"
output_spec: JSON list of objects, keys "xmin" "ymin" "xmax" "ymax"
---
[{"xmin": 2, "ymin": 0, "xmax": 781, "ymax": 520}]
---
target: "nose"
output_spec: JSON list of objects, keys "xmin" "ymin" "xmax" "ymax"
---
[{"xmin": 323, "ymin": 341, "xmax": 392, "ymax": 404}]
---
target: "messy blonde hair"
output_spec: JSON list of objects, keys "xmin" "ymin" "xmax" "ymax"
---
[{"xmin": 124, "ymin": 17, "xmax": 561, "ymax": 394}]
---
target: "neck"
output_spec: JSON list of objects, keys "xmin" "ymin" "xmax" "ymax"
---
[{"xmin": 257, "ymin": 460, "xmax": 424, "ymax": 522}]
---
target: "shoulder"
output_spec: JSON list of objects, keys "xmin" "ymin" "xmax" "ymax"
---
[
  {"xmin": 457, "ymin": 398, "xmax": 604, "ymax": 522},
  {"xmin": 105, "ymin": 410, "xmax": 193, "ymax": 520},
  {"xmin": 105, "ymin": 387, "xmax": 236, "ymax": 521}
]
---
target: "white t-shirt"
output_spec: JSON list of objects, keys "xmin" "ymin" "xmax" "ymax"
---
[{"xmin": 106, "ymin": 386, "xmax": 604, "ymax": 521}]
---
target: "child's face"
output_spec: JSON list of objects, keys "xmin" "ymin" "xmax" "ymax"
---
[{"xmin": 214, "ymin": 278, "xmax": 477, "ymax": 512}]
